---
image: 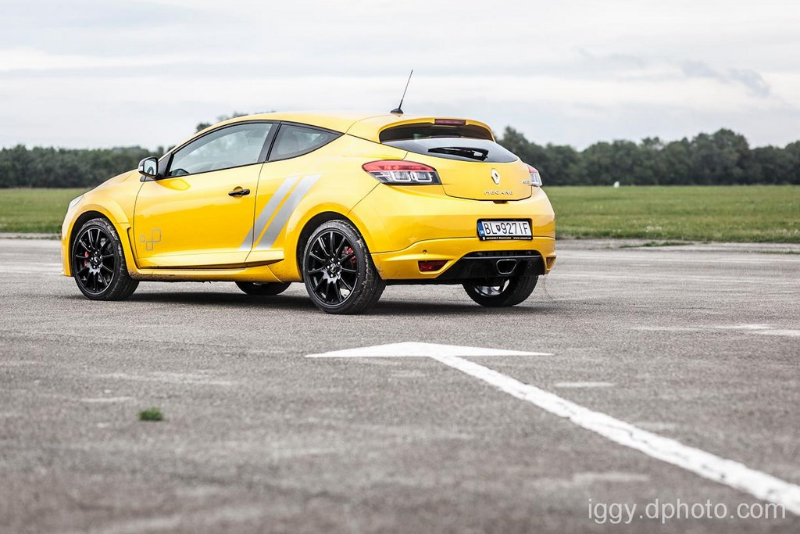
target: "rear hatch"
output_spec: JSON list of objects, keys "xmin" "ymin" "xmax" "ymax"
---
[{"xmin": 381, "ymin": 121, "xmax": 532, "ymax": 201}]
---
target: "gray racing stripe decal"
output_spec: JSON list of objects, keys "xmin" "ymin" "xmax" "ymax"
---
[
  {"xmin": 240, "ymin": 176, "xmax": 300, "ymax": 250},
  {"xmin": 256, "ymin": 174, "xmax": 321, "ymax": 250}
]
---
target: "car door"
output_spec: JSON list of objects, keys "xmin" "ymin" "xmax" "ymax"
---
[
  {"xmin": 244, "ymin": 123, "xmax": 341, "ymax": 265},
  {"xmin": 133, "ymin": 122, "xmax": 275, "ymax": 268}
]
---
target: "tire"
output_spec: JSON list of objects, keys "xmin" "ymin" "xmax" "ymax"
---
[
  {"xmin": 72, "ymin": 218, "xmax": 138, "ymax": 301},
  {"xmin": 302, "ymin": 220, "xmax": 385, "ymax": 314},
  {"xmin": 463, "ymin": 273, "xmax": 538, "ymax": 308},
  {"xmin": 235, "ymin": 281, "xmax": 291, "ymax": 296}
]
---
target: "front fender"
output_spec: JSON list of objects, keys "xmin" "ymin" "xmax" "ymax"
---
[{"xmin": 61, "ymin": 201, "xmax": 138, "ymax": 278}]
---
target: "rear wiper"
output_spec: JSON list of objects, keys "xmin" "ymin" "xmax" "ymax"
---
[{"xmin": 428, "ymin": 146, "xmax": 489, "ymax": 161}]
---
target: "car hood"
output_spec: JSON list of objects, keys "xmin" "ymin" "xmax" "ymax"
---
[{"xmin": 91, "ymin": 169, "xmax": 139, "ymax": 192}]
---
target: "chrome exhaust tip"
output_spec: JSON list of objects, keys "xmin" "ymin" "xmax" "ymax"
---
[{"xmin": 495, "ymin": 259, "xmax": 518, "ymax": 275}]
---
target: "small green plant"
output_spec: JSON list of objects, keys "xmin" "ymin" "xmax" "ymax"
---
[{"xmin": 138, "ymin": 407, "xmax": 163, "ymax": 422}]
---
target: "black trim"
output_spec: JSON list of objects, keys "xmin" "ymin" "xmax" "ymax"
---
[
  {"xmin": 266, "ymin": 121, "xmax": 343, "ymax": 162},
  {"xmin": 385, "ymin": 250, "xmax": 544, "ymax": 286},
  {"xmin": 459, "ymin": 250, "xmax": 541, "ymax": 259},
  {"xmin": 436, "ymin": 250, "xmax": 544, "ymax": 282},
  {"xmin": 257, "ymin": 123, "xmax": 279, "ymax": 163}
]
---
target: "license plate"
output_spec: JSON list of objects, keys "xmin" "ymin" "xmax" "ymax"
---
[{"xmin": 477, "ymin": 220, "xmax": 532, "ymax": 240}]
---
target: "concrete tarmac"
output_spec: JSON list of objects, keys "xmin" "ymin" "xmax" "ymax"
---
[{"xmin": 1, "ymin": 238, "xmax": 798, "ymax": 533}]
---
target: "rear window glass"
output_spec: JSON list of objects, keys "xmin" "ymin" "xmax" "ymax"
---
[
  {"xmin": 269, "ymin": 124, "xmax": 340, "ymax": 161},
  {"xmin": 384, "ymin": 138, "xmax": 519, "ymax": 164},
  {"xmin": 380, "ymin": 123, "xmax": 493, "ymax": 142}
]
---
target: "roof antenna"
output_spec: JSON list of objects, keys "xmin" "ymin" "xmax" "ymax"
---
[{"xmin": 390, "ymin": 70, "xmax": 413, "ymax": 115}]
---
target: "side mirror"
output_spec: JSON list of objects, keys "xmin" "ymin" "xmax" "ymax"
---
[{"xmin": 138, "ymin": 157, "xmax": 160, "ymax": 179}]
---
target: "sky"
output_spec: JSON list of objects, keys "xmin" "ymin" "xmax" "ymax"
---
[{"xmin": 1, "ymin": 0, "xmax": 799, "ymax": 150}]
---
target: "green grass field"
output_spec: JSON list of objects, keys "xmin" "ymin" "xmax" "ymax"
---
[
  {"xmin": 545, "ymin": 186, "xmax": 800, "ymax": 243},
  {"xmin": 0, "ymin": 188, "xmax": 89, "ymax": 234},
  {"xmin": 1, "ymin": 186, "xmax": 798, "ymax": 242}
]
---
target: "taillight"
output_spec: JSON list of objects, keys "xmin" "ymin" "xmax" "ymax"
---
[
  {"xmin": 526, "ymin": 164, "xmax": 542, "ymax": 187},
  {"xmin": 362, "ymin": 160, "xmax": 441, "ymax": 185}
]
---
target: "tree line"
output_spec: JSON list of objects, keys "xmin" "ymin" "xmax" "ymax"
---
[
  {"xmin": 0, "ymin": 145, "xmax": 158, "ymax": 188},
  {"xmin": 0, "ymin": 127, "xmax": 798, "ymax": 188},
  {"xmin": 498, "ymin": 128, "xmax": 800, "ymax": 185}
]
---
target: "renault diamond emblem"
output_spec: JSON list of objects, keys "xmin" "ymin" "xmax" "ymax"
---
[{"xmin": 491, "ymin": 169, "xmax": 501, "ymax": 185}]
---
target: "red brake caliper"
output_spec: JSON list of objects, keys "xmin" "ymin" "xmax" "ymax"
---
[
  {"xmin": 84, "ymin": 251, "xmax": 89, "ymax": 267},
  {"xmin": 343, "ymin": 246, "xmax": 355, "ymax": 267}
]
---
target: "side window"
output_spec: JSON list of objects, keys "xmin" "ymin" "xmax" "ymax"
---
[
  {"xmin": 167, "ymin": 122, "xmax": 273, "ymax": 177},
  {"xmin": 269, "ymin": 124, "xmax": 339, "ymax": 161}
]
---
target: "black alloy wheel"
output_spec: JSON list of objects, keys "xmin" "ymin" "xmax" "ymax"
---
[
  {"xmin": 72, "ymin": 218, "xmax": 138, "ymax": 300},
  {"xmin": 463, "ymin": 273, "xmax": 538, "ymax": 307},
  {"xmin": 302, "ymin": 220, "xmax": 384, "ymax": 314}
]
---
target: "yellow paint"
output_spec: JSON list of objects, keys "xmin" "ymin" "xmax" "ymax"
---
[
  {"xmin": 133, "ymin": 165, "xmax": 260, "ymax": 268},
  {"xmin": 61, "ymin": 112, "xmax": 556, "ymax": 282}
]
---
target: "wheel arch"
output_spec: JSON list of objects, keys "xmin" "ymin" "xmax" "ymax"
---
[
  {"xmin": 294, "ymin": 211, "xmax": 357, "ymax": 278},
  {"xmin": 66, "ymin": 209, "xmax": 137, "ymax": 277}
]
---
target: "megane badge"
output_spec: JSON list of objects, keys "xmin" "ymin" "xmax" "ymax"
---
[{"xmin": 491, "ymin": 169, "xmax": 501, "ymax": 185}]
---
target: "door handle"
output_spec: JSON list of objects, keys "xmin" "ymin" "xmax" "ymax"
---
[{"xmin": 228, "ymin": 188, "xmax": 250, "ymax": 197}]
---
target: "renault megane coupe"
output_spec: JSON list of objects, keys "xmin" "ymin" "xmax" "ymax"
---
[{"xmin": 61, "ymin": 112, "xmax": 556, "ymax": 314}]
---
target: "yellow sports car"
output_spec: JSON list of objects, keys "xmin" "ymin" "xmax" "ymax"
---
[{"xmin": 62, "ymin": 112, "xmax": 556, "ymax": 314}]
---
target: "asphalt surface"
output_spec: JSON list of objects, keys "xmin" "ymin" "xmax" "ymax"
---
[{"xmin": 0, "ymin": 238, "xmax": 798, "ymax": 533}]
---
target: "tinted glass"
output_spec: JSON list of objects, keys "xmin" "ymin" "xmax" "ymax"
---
[
  {"xmin": 385, "ymin": 138, "xmax": 519, "ymax": 164},
  {"xmin": 379, "ymin": 123, "xmax": 493, "ymax": 142},
  {"xmin": 269, "ymin": 124, "xmax": 339, "ymax": 161},
  {"xmin": 168, "ymin": 122, "xmax": 273, "ymax": 177}
]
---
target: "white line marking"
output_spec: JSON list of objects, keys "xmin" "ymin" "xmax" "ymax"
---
[
  {"xmin": 633, "ymin": 421, "xmax": 678, "ymax": 432},
  {"xmin": 308, "ymin": 342, "xmax": 800, "ymax": 515},
  {"xmin": 635, "ymin": 325, "xmax": 800, "ymax": 338},
  {"xmin": 306, "ymin": 342, "xmax": 551, "ymax": 358},
  {"xmin": 635, "ymin": 325, "xmax": 771, "ymax": 332},
  {"xmin": 754, "ymin": 330, "xmax": 800, "ymax": 337},
  {"xmin": 97, "ymin": 372, "xmax": 233, "ymax": 386},
  {"xmin": 79, "ymin": 397, "xmax": 134, "ymax": 403},
  {"xmin": 64, "ymin": 504, "xmax": 265, "ymax": 534},
  {"xmin": 561, "ymin": 253, "xmax": 800, "ymax": 265},
  {"xmin": 431, "ymin": 353, "xmax": 800, "ymax": 515},
  {"xmin": 711, "ymin": 324, "xmax": 773, "ymax": 330},
  {"xmin": 554, "ymin": 382, "xmax": 614, "ymax": 388}
]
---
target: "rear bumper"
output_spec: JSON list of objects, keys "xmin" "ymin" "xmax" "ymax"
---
[
  {"xmin": 349, "ymin": 184, "xmax": 556, "ymax": 255},
  {"xmin": 352, "ymin": 184, "xmax": 556, "ymax": 281},
  {"xmin": 371, "ymin": 236, "xmax": 556, "ymax": 281}
]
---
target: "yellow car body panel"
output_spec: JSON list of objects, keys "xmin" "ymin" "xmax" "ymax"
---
[
  {"xmin": 133, "ymin": 164, "xmax": 261, "ymax": 268},
  {"xmin": 61, "ymin": 170, "xmax": 140, "ymax": 277},
  {"xmin": 351, "ymin": 184, "xmax": 556, "ymax": 279},
  {"xmin": 351, "ymin": 184, "xmax": 556, "ymax": 252},
  {"xmin": 62, "ymin": 111, "xmax": 556, "ymax": 292}
]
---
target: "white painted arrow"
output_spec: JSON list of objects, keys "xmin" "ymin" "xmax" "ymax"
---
[{"xmin": 306, "ymin": 342, "xmax": 800, "ymax": 516}]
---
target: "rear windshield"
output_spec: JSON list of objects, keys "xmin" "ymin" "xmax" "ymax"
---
[
  {"xmin": 384, "ymin": 137, "xmax": 519, "ymax": 163},
  {"xmin": 380, "ymin": 123, "xmax": 493, "ymax": 142}
]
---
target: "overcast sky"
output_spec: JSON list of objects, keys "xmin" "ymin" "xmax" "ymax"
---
[{"xmin": 1, "ymin": 0, "xmax": 799, "ymax": 150}]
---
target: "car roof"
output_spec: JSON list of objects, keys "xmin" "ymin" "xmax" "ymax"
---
[{"xmin": 207, "ymin": 111, "xmax": 494, "ymax": 143}]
